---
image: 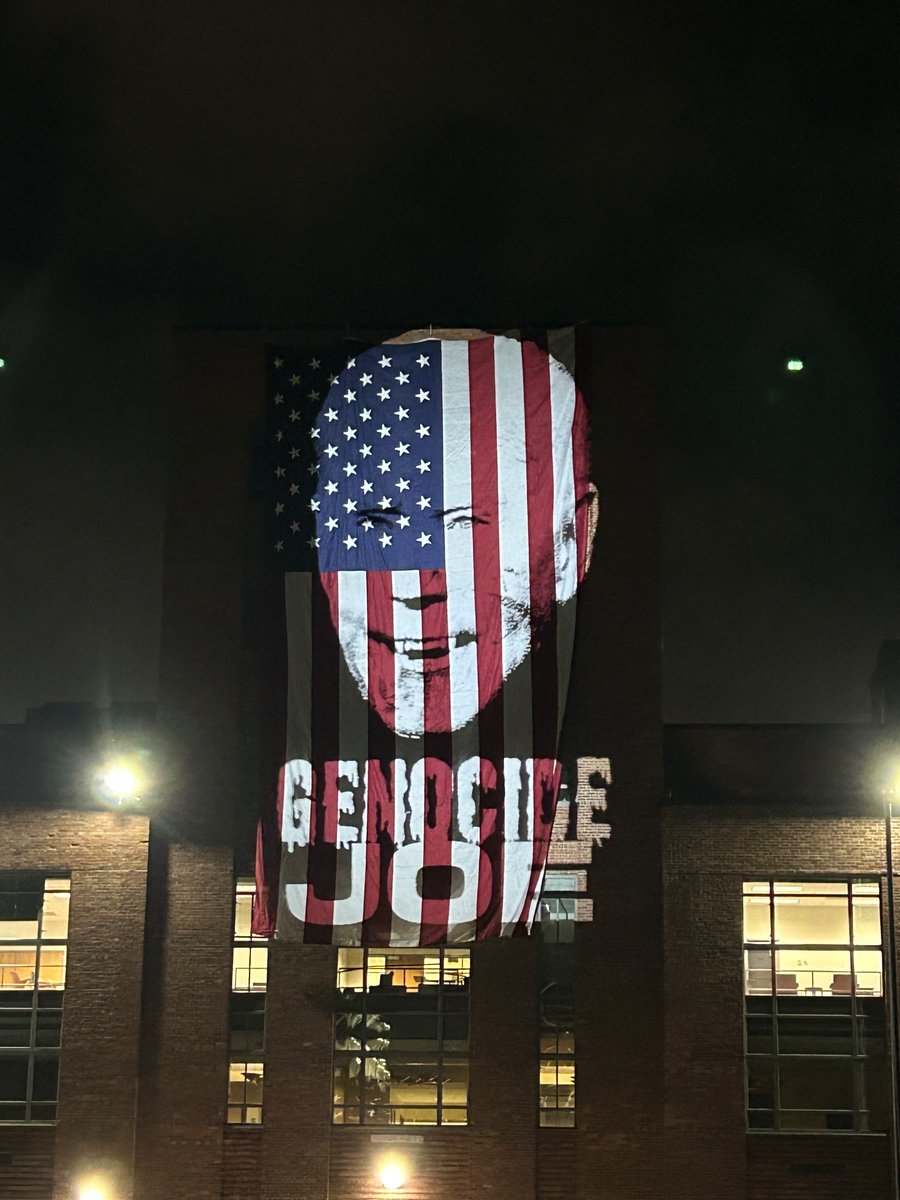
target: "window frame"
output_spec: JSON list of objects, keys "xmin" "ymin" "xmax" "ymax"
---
[
  {"xmin": 333, "ymin": 947, "xmax": 469, "ymax": 1127},
  {"xmin": 227, "ymin": 878, "xmax": 268, "ymax": 1127},
  {"xmin": 0, "ymin": 873, "xmax": 70, "ymax": 1124},
  {"xmin": 742, "ymin": 877, "xmax": 888, "ymax": 1135}
]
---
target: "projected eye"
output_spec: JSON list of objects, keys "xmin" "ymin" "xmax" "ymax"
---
[{"xmin": 443, "ymin": 510, "xmax": 488, "ymax": 529}]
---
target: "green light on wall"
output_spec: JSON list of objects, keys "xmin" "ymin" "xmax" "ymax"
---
[{"xmin": 785, "ymin": 358, "xmax": 804, "ymax": 372}]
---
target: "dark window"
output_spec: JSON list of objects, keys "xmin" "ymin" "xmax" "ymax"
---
[
  {"xmin": 0, "ymin": 874, "xmax": 69, "ymax": 1123},
  {"xmin": 537, "ymin": 871, "xmax": 581, "ymax": 944},
  {"xmin": 743, "ymin": 879, "xmax": 889, "ymax": 1133},
  {"xmin": 334, "ymin": 948, "xmax": 469, "ymax": 1126},
  {"xmin": 227, "ymin": 879, "xmax": 267, "ymax": 1125}
]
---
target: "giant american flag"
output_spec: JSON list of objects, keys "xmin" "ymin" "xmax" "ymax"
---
[{"xmin": 256, "ymin": 330, "xmax": 594, "ymax": 945}]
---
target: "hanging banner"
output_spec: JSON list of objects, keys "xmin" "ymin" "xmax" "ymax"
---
[{"xmin": 257, "ymin": 330, "xmax": 597, "ymax": 945}]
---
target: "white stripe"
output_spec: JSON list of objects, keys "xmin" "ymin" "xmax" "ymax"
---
[
  {"xmin": 390, "ymin": 756, "xmax": 424, "ymax": 944},
  {"xmin": 501, "ymin": 756, "xmax": 535, "ymax": 930},
  {"xmin": 440, "ymin": 340, "xmax": 479, "ymax": 734},
  {"xmin": 493, "ymin": 337, "xmax": 532, "ymax": 686},
  {"xmin": 493, "ymin": 337, "xmax": 533, "ymax": 930},
  {"xmin": 549, "ymin": 355, "xmax": 578, "ymax": 731},
  {"xmin": 335, "ymin": 572, "xmax": 373, "ymax": 942},
  {"xmin": 281, "ymin": 759, "xmax": 313, "ymax": 851},
  {"xmin": 447, "ymin": 840, "xmax": 480, "ymax": 939},
  {"xmin": 336, "ymin": 570, "xmax": 369, "ymax": 714}
]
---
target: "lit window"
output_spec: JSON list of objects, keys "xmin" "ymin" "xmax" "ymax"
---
[
  {"xmin": 539, "ymin": 979, "xmax": 575, "ymax": 1127},
  {"xmin": 334, "ymin": 948, "xmax": 469, "ymax": 1126},
  {"xmin": 228, "ymin": 879, "xmax": 267, "ymax": 1125},
  {"xmin": 0, "ymin": 874, "xmax": 70, "ymax": 1122},
  {"xmin": 743, "ymin": 879, "xmax": 889, "ymax": 1132}
]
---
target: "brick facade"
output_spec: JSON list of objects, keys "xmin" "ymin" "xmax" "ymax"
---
[
  {"xmin": 19, "ymin": 326, "xmax": 898, "ymax": 1200},
  {"xmin": 0, "ymin": 810, "xmax": 149, "ymax": 1200},
  {"xmin": 664, "ymin": 805, "xmax": 896, "ymax": 1199}
]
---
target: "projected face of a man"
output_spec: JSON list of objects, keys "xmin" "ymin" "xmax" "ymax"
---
[{"xmin": 313, "ymin": 335, "xmax": 597, "ymax": 738}]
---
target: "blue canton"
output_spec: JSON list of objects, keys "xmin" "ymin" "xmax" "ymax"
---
[{"xmin": 314, "ymin": 343, "xmax": 445, "ymax": 572}]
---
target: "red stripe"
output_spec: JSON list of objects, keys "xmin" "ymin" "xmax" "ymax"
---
[
  {"xmin": 362, "ymin": 571, "xmax": 396, "ymax": 944},
  {"xmin": 573, "ymin": 328, "xmax": 593, "ymax": 584},
  {"xmin": 522, "ymin": 340, "xmax": 559, "ymax": 758},
  {"xmin": 420, "ymin": 568, "xmax": 452, "ymax": 943},
  {"xmin": 468, "ymin": 338, "xmax": 505, "ymax": 939}
]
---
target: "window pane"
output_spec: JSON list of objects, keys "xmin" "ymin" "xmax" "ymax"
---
[
  {"xmin": 0, "ymin": 950, "xmax": 37, "ymax": 990},
  {"xmin": 743, "ymin": 897, "xmax": 772, "ymax": 943},
  {"xmin": 775, "ymin": 882, "xmax": 848, "ymax": 896},
  {"xmin": 745, "ymin": 1015, "xmax": 774, "ymax": 1054},
  {"xmin": 40, "ymin": 891, "xmax": 69, "ymax": 941},
  {"xmin": 441, "ymin": 1060, "xmax": 469, "ymax": 1108},
  {"xmin": 0, "ymin": 1057, "xmax": 29, "ymax": 1101},
  {"xmin": 441, "ymin": 1013, "xmax": 469, "ymax": 1050},
  {"xmin": 862, "ymin": 1056, "xmax": 891, "ymax": 1133},
  {"xmin": 745, "ymin": 950, "xmax": 773, "ymax": 994},
  {"xmin": 230, "ymin": 992, "xmax": 266, "ymax": 1022},
  {"xmin": 773, "ymin": 895, "xmax": 850, "ymax": 946},
  {"xmin": 441, "ymin": 1106, "xmax": 468, "ymax": 1125},
  {"xmin": 747, "ymin": 1057, "xmax": 775, "ymax": 1108},
  {"xmin": 0, "ymin": 1011, "xmax": 32, "ymax": 1048},
  {"xmin": 0, "ymin": 879, "xmax": 41, "ymax": 940},
  {"xmin": 31, "ymin": 1057, "xmax": 58, "ymax": 1102},
  {"xmin": 384, "ymin": 1058, "xmax": 438, "ymax": 1105},
  {"xmin": 234, "ymin": 885, "xmax": 255, "ymax": 938},
  {"xmin": 779, "ymin": 1057, "xmax": 854, "ymax": 1110},
  {"xmin": 773, "ymin": 949, "xmax": 852, "ymax": 997},
  {"xmin": 36, "ymin": 949, "xmax": 66, "ymax": 990},
  {"xmin": 332, "ymin": 1105, "xmax": 361, "ymax": 1125},
  {"xmin": 334, "ymin": 949, "xmax": 468, "ymax": 1126},
  {"xmin": 337, "ymin": 948, "xmax": 365, "ymax": 992},
  {"xmin": 34, "ymin": 1010, "xmax": 62, "ymax": 1049},
  {"xmin": 780, "ymin": 1109, "xmax": 855, "ymax": 1131},
  {"xmin": 852, "ymin": 898, "xmax": 882, "ymax": 946},
  {"xmin": 540, "ymin": 1109, "xmax": 575, "ymax": 1127},
  {"xmin": 442, "ymin": 953, "xmax": 470, "ymax": 988},
  {"xmin": 778, "ymin": 1016, "xmax": 852, "ymax": 1056}
]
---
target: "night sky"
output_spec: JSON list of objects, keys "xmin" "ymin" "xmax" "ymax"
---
[{"xmin": 1, "ymin": 2, "xmax": 899, "ymax": 725}]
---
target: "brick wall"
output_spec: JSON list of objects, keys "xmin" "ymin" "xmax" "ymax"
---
[
  {"xmin": 0, "ymin": 1127, "xmax": 55, "ymax": 1200},
  {"xmin": 747, "ymin": 1131, "xmax": 891, "ymax": 1200},
  {"xmin": 469, "ymin": 938, "xmax": 539, "ymax": 1200},
  {"xmin": 664, "ymin": 805, "xmax": 896, "ymax": 1200},
  {"xmin": 0, "ymin": 808, "xmax": 149, "ymax": 1200},
  {"xmin": 261, "ymin": 944, "xmax": 335, "ymax": 1200},
  {"xmin": 134, "ymin": 841, "xmax": 234, "ymax": 1200},
  {"xmin": 221, "ymin": 1128, "xmax": 262, "ymax": 1200},
  {"xmin": 568, "ymin": 329, "xmax": 666, "ymax": 1200}
]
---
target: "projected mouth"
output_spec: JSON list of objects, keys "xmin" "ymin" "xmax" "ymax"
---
[{"xmin": 369, "ymin": 631, "xmax": 477, "ymax": 659}]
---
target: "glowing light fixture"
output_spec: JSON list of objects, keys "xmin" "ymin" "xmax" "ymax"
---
[
  {"xmin": 785, "ymin": 358, "xmax": 804, "ymax": 372},
  {"xmin": 379, "ymin": 1161, "xmax": 407, "ymax": 1190},
  {"xmin": 97, "ymin": 757, "xmax": 144, "ymax": 805},
  {"xmin": 0, "ymin": 357, "xmax": 5, "ymax": 369},
  {"xmin": 78, "ymin": 1185, "xmax": 106, "ymax": 1200}
]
